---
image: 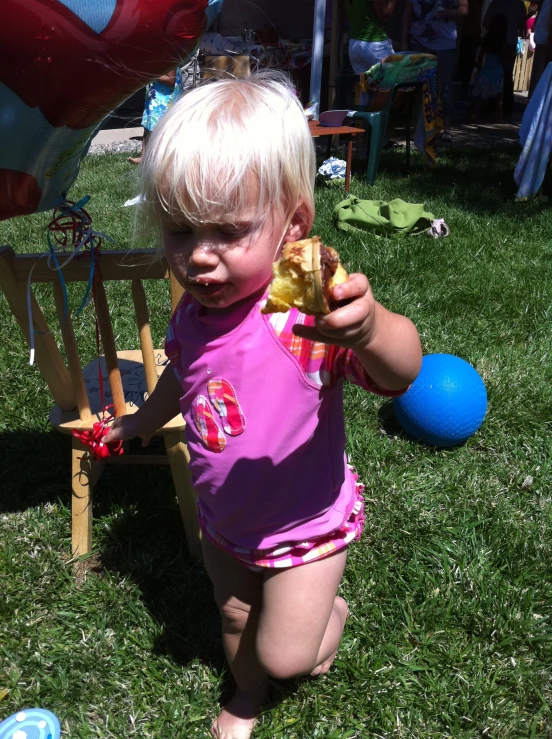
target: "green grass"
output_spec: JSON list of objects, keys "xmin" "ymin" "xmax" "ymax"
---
[{"xmin": 1, "ymin": 148, "xmax": 552, "ymax": 738}]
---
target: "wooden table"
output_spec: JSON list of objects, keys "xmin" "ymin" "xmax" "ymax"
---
[{"xmin": 308, "ymin": 119, "xmax": 364, "ymax": 193}]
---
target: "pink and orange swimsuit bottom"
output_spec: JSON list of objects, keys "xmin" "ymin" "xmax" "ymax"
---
[{"xmin": 198, "ymin": 474, "xmax": 365, "ymax": 570}]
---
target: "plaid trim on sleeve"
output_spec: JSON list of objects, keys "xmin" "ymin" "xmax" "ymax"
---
[{"xmin": 266, "ymin": 309, "xmax": 407, "ymax": 397}]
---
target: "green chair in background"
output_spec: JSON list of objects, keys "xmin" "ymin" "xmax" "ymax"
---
[
  {"xmin": 335, "ymin": 54, "xmax": 440, "ymax": 186},
  {"xmin": 351, "ymin": 80, "xmax": 423, "ymax": 186}
]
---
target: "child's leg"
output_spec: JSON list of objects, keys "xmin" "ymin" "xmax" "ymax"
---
[
  {"xmin": 202, "ymin": 538, "xmax": 266, "ymax": 739},
  {"xmin": 256, "ymin": 548, "xmax": 348, "ymax": 680}
]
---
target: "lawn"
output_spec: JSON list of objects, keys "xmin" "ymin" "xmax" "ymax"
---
[{"xmin": 1, "ymin": 146, "xmax": 551, "ymax": 738}]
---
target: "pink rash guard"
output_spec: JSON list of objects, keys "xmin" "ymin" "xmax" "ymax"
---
[{"xmin": 165, "ymin": 290, "xmax": 405, "ymax": 552}]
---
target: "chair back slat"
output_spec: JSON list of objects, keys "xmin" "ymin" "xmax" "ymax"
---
[
  {"xmin": 131, "ymin": 279, "xmax": 158, "ymax": 397},
  {"xmin": 0, "ymin": 246, "xmax": 176, "ymax": 420},
  {"xmin": 52, "ymin": 281, "xmax": 91, "ymax": 422},
  {"xmin": 91, "ymin": 274, "xmax": 126, "ymax": 418},
  {"xmin": 12, "ymin": 249, "xmax": 166, "ymax": 283},
  {"xmin": 0, "ymin": 247, "xmax": 76, "ymax": 410}
]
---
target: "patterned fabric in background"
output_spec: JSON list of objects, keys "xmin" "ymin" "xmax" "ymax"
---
[
  {"xmin": 318, "ymin": 156, "xmax": 347, "ymax": 184},
  {"xmin": 361, "ymin": 52, "xmax": 443, "ymax": 166},
  {"xmin": 141, "ymin": 67, "xmax": 184, "ymax": 132}
]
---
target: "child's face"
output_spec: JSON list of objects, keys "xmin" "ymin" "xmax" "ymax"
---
[{"xmin": 162, "ymin": 208, "xmax": 289, "ymax": 309}]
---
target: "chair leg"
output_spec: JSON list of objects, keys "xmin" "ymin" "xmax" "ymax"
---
[
  {"xmin": 405, "ymin": 89, "xmax": 418, "ymax": 172},
  {"xmin": 164, "ymin": 430, "xmax": 201, "ymax": 560},
  {"xmin": 71, "ymin": 437, "xmax": 93, "ymax": 558},
  {"xmin": 366, "ymin": 115, "xmax": 388, "ymax": 186}
]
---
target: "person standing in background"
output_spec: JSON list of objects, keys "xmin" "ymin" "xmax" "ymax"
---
[
  {"xmin": 459, "ymin": 0, "xmax": 483, "ymax": 99},
  {"xmin": 128, "ymin": 68, "xmax": 183, "ymax": 165},
  {"xmin": 483, "ymin": 0, "xmax": 526, "ymax": 115},
  {"xmin": 526, "ymin": 2, "xmax": 539, "ymax": 36},
  {"xmin": 344, "ymin": 0, "xmax": 398, "ymax": 72},
  {"xmin": 402, "ymin": 0, "xmax": 469, "ymax": 142}
]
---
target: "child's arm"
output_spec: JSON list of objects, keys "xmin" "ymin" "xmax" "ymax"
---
[
  {"xmin": 373, "ymin": 0, "xmax": 397, "ymax": 23},
  {"xmin": 293, "ymin": 273, "xmax": 422, "ymax": 391},
  {"xmin": 103, "ymin": 363, "xmax": 182, "ymax": 445},
  {"xmin": 435, "ymin": 0, "xmax": 469, "ymax": 19}
]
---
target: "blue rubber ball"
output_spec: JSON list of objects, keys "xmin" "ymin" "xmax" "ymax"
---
[{"xmin": 393, "ymin": 353, "xmax": 487, "ymax": 448}]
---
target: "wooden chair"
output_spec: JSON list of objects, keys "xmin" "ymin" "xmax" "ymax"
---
[{"xmin": 0, "ymin": 246, "xmax": 201, "ymax": 561}]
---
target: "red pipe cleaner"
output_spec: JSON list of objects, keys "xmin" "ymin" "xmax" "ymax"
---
[{"xmin": 73, "ymin": 406, "xmax": 124, "ymax": 462}]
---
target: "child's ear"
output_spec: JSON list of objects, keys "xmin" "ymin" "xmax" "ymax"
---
[{"xmin": 285, "ymin": 201, "xmax": 312, "ymax": 243}]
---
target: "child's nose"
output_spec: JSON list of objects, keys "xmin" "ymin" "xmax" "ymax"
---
[{"xmin": 188, "ymin": 243, "xmax": 220, "ymax": 267}]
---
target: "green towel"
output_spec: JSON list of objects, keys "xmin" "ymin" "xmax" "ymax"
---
[{"xmin": 334, "ymin": 196, "xmax": 435, "ymax": 237}]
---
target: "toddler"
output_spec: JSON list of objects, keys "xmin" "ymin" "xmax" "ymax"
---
[{"xmin": 105, "ymin": 73, "xmax": 422, "ymax": 739}]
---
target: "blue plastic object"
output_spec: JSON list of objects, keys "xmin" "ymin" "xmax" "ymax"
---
[
  {"xmin": 393, "ymin": 354, "xmax": 487, "ymax": 448},
  {"xmin": 0, "ymin": 709, "xmax": 60, "ymax": 739}
]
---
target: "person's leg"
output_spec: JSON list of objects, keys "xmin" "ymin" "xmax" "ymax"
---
[
  {"xmin": 469, "ymin": 95, "xmax": 484, "ymax": 122},
  {"xmin": 435, "ymin": 49, "xmax": 456, "ymax": 135},
  {"xmin": 459, "ymin": 35, "xmax": 479, "ymax": 99},
  {"xmin": 256, "ymin": 548, "xmax": 348, "ymax": 680},
  {"xmin": 202, "ymin": 537, "xmax": 267, "ymax": 739},
  {"xmin": 495, "ymin": 94, "xmax": 504, "ymax": 123},
  {"xmin": 502, "ymin": 44, "xmax": 517, "ymax": 115},
  {"xmin": 128, "ymin": 128, "xmax": 150, "ymax": 164}
]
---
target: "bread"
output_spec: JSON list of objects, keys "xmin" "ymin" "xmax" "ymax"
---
[{"xmin": 262, "ymin": 236, "xmax": 348, "ymax": 315}]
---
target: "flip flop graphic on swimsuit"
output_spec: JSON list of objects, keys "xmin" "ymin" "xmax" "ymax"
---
[
  {"xmin": 191, "ymin": 395, "xmax": 226, "ymax": 453},
  {"xmin": 208, "ymin": 378, "xmax": 246, "ymax": 436}
]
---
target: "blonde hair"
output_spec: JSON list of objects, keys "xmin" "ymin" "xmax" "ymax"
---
[{"xmin": 140, "ymin": 71, "xmax": 315, "ymax": 232}]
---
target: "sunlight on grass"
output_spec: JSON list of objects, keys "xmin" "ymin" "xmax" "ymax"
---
[{"xmin": 0, "ymin": 149, "xmax": 551, "ymax": 737}]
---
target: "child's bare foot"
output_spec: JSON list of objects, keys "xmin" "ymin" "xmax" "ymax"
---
[
  {"xmin": 310, "ymin": 596, "xmax": 348, "ymax": 676},
  {"xmin": 211, "ymin": 689, "xmax": 264, "ymax": 739},
  {"xmin": 128, "ymin": 156, "xmax": 142, "ymax": 164}
]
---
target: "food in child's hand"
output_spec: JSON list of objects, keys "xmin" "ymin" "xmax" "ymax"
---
[{"xmin": 262, "ymin": 236, "xmax": 348, "ymax": 315}]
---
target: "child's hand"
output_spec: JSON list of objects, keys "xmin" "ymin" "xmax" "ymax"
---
[
  {"xmin": 292, "ymin": 273, "xmax": 377, "ymax": 352},
  {"xmin": 103, "ymin": 414, "xmax": 152, "ymax": 448}
]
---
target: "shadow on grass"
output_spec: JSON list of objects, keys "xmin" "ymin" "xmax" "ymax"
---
[
  {"xmin": 98, "ymin": 460, "xmax": 225, "ymax": 673},
  {"xmin": 352, "ymin": 148, "xmax": 523, "ymax": 214},
  {"xmin": 0, "ymin": 429, "xmax": 225, "ymax": 673},
  {"xmin": 376, "ymin": 399, "xmax": 475, "ymax": 453},
  {"xmin": 316, "ymin": 143, "xmax": 549, "ymax": 218},
  {"xmin": 377, "ymin": 399, "xmax": 404, "ymax": 439},
  {"xmin": 0, "ymin": 428, "xmax": 71, "ymax": 512}
]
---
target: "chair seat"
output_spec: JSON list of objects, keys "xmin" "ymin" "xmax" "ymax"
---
[{"xmin": 49, "ymin": 349, "xmax": 185, "ymax": 433}]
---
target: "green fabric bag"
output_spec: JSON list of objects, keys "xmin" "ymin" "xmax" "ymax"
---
[{"xmin": 334, "ymin": 196, "xmax": 436, "ymax": 237}]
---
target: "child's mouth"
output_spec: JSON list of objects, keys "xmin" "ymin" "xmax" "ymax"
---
[{"xmin": 191, "ymin": 281, "xmax": 228, "ymax": 297}]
